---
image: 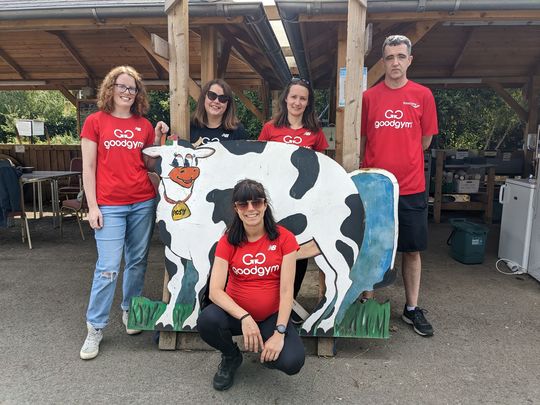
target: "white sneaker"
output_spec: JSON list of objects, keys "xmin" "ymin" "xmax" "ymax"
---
[
  {"xmin": 80, "ymin": 322, "xmax": 103, "ymax": 360},
  {"xmin": 122, "ymin": 310, "xmax": 142, "ymax": 335}
]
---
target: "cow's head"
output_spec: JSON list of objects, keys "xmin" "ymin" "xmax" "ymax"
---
[{"xmin": 144, "ymin": 140, "xmax": 215, "ymax": 189}]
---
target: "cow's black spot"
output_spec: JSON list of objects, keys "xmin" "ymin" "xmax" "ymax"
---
[
  {"xmin": 290, "ymin": 148, "xmax": 319, "ymax": 199},
  {"xmin": 277, "ymin": 214, "xmax": 307, "ymax": 236},
  {"xmin": 220, "ymin": 140, "xmax": 267, "ymax": 155},
  {"xmin": 373, "ymin": 267, "xmax": 397, "ymax": 289},
  {"xmin": 199, "ymin": 242, "xmax": 219, "ymax": 310},
  {"xmin": 164, "ymin": 251, "xmax": 177, "ymax": 279},
  {"xmin": 207, "ymin": 188, "xmax": 235, "ymax": 227},
  {"xmin": 336, "ymin": 240, "xmax": 355, "ymax": 269},
  {"xmin": 158, "ymin": 220, "xmax": 171, "ymax": 247},
  {"xmin": 341, "ymin": 194, "xmax": 364, "ymax": 250}
]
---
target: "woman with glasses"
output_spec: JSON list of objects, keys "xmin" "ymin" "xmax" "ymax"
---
[
  {"xmin": 190, "ymin": 79, "xmax": 248, "ymax": 145},
  {"xmin": 79, "ymin": 65, "xmax": 168, "ymax": 360},
  {"xmin": 257, "ymin": 77, "xmax": 328, "ymax": 309},
  {"xmin": 197, "ymin": 179, "xmax": 305, "ymax": 391}
]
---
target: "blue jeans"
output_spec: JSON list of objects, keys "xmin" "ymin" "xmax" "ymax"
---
[{"xmin": 86, "ymin": 198, "xmax": 155, "ymax": 329}]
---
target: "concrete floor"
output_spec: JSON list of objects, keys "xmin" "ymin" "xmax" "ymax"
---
[{"xmin": 1, "ymin": 213, "xmax": 539, "ymax": 404}]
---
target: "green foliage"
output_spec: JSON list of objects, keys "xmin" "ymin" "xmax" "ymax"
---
[
  {"xmin": 235, "ymin": 90, "xmax": 262, "ymax": 139},
  {"xmin": 433, "ymin": 88, "xmax": 524, "ymax": 150},
  {"xmin": 0, "ymin": 90, "xmax": 77, "ymax": 143}
]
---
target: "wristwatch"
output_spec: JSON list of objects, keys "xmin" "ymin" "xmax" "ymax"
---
[{"xmin": 275, "ymin": 324, "xmax": 287, "ymax": 335}]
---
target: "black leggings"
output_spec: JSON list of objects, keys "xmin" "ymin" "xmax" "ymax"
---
[{"xmin": 197, "ymin": 304, "xmax": 305, "ymax": 376}]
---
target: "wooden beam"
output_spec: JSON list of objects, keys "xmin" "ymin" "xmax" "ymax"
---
[
  {"xmin": 341, "ymin": 0, "xmax": 367, "ymax": 172},
  {"xmin": 450, "ymin": 27, "xmax": 475, "ymax": 76},
  {"xmin": 334, "ymin": 23, "xmax": 347, "ymax": 167},
  {"xmin": 200, "ymin": 26, "xmax": 217, "ymax": 84},
  {"xmin": 231, "ymin": 86, "xmax": 264, "ymax": 123},
  {"xmin": 367, "ymin": 20, "xmax": 438, "ymax": 88},
  {"xmin": 47, "ymin": 31, "xmax": 95, "ymax": 82},
  {"xmin": 167, "ymin": 0, "xmax": 190, "ymax": 141},
  {"xmin": 217, "ymin": 41, "xmax": 231, "ymax": 79},
  {"xmin": 56, "ymin": 85, "xmax": 77, "ymax": 107},
  {"xmin": 487, "ymin": 81, "xmax": 528, "ymax": 121},
  {"xmin": 0, "ymin": 47, "xmax": 28, "ymax": 79},
  {"xmin": 144, "ymin": 50, "xmax": 165, "ymax": 80},
  {"xmin": 151, "ymin": 33, "xmax": 169, "ymax": 60}
]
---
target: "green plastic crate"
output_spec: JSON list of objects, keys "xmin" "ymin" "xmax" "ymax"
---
[{"xmin": 447, "ymin": 218, "xmax": 489, "ymax": 264}]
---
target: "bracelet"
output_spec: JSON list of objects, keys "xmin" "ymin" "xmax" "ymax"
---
[{"xmin": 239, "ymin": 313, "xmax": 251, "ymax": 322}]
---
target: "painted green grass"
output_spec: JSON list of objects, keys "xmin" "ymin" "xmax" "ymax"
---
[
  {"xmin": 334, "ymin": 299, "xmax": 390, "ymax": 339},
  {"xmin": 128, "ymin": 297, "xmax": 194, "ymax": 331},
  {"xmin": 130, "ymin": 296, "xmax": 389, "ymax": 338}
]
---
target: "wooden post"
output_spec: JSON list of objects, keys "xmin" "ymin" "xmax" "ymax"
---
[
  {"xmin": 334, "ymin": 23, "xmax": 347, "ymax": 166},
  {"xmin": 341, "ymin": 0, "xmax": 367, "ymax": 172},
  {"xmin": 200, "ymin": 26, "xmax": 217, "ymax": 85},
  {"xmin": 159, "ymin": 0, "xmax": 190, "ymax": 350},
  {"xmin": 166, "ymin": 0, "xmax": 190, "ymax": 140},
  {"xmin": 271, "ymin": 90, "xmax": 280, "ymax": 119}
]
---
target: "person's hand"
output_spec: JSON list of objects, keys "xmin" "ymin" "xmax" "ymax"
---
[
  {"xmin": 88, "ymin": 206, "xmax": 103, "ymax": 230},
  {"xmin": 154, "ymin": 121, "xmax": 169, "ymax": 144},
  {"xmin": 241, "ymin": 316, "xmax": 264, "ymax": 353},
  {"xmin": 260, "ymin": 332, "xmax": 284, "ymax": 363}
]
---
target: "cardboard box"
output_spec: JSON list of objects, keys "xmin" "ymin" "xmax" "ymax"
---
[{"xmin": 454, "ymin": 179, "xmax": 480, "ymax": 193}]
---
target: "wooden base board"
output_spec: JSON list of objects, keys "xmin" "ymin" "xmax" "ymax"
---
[{"xmin": 159, "ymin": 331, "xmax": 335, "ymax": 356}]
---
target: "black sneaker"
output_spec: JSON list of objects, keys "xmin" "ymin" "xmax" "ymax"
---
[
  {"xmin": 213, "ymin": 346, "xmax": 243, "ymax": 391},
  {"xmin": 402, "ymin": 306, "xmax": 433, "ymax": 337},
  {"xmin": 290, "ymin": 310, "xmax": 304, "ymax": 325}
]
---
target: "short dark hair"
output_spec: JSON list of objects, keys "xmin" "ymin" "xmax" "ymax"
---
[
  {"xmin": 382, "ymin": 35, "xmax": 412, "ymax": 57},
  {"xmin": 226, "ymin": 179, "xmax": 279, "ymax": 246},
  {"xmin": 272, "ymin": 79, "xmax": 321, "ymax": 132}
]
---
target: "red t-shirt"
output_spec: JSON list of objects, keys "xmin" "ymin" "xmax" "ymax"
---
[
  {"xmin": 81, "ymin": 111, "xmax": 156, "ymax": 205},
  {"xmin": 361, "ymin": 81, "xmax": 438, "ymax": 195},
  {"xmin": 215, "ymin": 225, "xmax": 299, "ymax": 321},
  {"xmin": 258, "ymin": 122, "xmax": 329, "ymax": 152}
]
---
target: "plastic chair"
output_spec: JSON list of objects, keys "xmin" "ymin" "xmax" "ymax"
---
[
  {"xmin": 58, "ymin": 157, "xmax": 83, "ymax": 200},
  {"xmin": 59, "ymin": 190, "xmax": 87, "ymax": 240}
]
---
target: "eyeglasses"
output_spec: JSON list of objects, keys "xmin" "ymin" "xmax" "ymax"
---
[
  {"xmin": 206, "ymin": 90, "xmax": 230, "ymax": 103},
  {"xmin": 114, "ymin": 83, "xmax": 138, "ymax": 95},
  {"xmin": 290, "ymin": 77, "xmax": 310, "ymax": 86},
  {"xmin": 234, "ymin": 198, "xmax": 266, "ymax": 210}
]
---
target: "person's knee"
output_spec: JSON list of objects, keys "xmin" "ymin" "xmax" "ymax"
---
[
  {"xmin": 197, "ymin": 305, "xmax": 223, "ymax": 334},
  {"xmin": 278, "ymin": 350, "xmax": 305, "ymax": 375}
]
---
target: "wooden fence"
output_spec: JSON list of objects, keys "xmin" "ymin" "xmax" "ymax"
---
[{"xmin": 0, "ymin": 144, "xmax": 81, "ymax": 171}]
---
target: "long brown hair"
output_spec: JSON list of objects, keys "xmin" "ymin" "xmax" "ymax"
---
[
  {"xmin": 97, "ymin": 65, "xmax": 149, "ymax": 116},
  {"xmin": 191, "ymin": 79, "xmax": 239, "ymax": 131},
  {"xmin": 272, "ymin": 79, "xmax": 321, "ymax": 132}
]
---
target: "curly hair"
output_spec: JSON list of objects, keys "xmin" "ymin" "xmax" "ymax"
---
[
  {"xmin": 191, "ymin": 79, "xmax": 239, "ymax": 131},
  {"xmin": 97, "ymin": 65, "xmax": 149, "ymax": 116}
]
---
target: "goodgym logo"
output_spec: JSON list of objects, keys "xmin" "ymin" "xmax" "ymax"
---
[
  {"xmin": 374, "ymin": 109, "xmax": 413, "ymax": 129},
  {"xmin": 232, "ymin": 253, "xmax": 279, "ymax": 276}
]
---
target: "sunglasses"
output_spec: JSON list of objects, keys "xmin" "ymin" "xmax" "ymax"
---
[
  {"xmin": 234, "ymin": 198, "xmax": 266, "ymax": 210},
  {"xmin": 206, "ymin": 90, "xmax": 230, "ymax": 103},
  {"xmin": 114, "ymin": 83, "xmax": 138, "ymax": 95},
  {"xmin": 290, "ymin": 77, "xmax": 310, "ymax": 86}
]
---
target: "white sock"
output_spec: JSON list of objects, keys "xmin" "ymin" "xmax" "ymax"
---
[{"xmin": 406, "ymin": 305, "xmax": 416, "ymax": 312}]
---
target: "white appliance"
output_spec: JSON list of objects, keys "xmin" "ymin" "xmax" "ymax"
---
[{"xmin": 498, "ymin": 178, "xmax": 540, "ymax": 281}]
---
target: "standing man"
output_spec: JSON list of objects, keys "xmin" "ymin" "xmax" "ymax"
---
[{"xmin": 360, "ymin": 35, "xmax": 438, "ymax": 337}]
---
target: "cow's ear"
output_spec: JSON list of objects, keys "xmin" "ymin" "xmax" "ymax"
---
[
  {"xmin": 194, "ymin": 147, "xmax": 216, "ymax": 159},
  {"xmin": 143, "ymin": 146, "xmax": 162, "ymax": 158}
]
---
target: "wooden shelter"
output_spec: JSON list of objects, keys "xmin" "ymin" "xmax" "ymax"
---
[
  {"xmin": 0, "ymin": 0, "xmax": 291, "ymax": 121},
  {"xmin": 276, "ymin": 0, "xmax": 540, "ymax": 169}
]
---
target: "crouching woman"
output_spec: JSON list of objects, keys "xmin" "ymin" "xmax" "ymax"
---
[{"xmin": 197, "ymin": 179, "xmax": 305, "ymax": 391}]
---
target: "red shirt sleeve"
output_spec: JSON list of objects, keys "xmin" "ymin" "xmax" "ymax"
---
[
  {"xmin": 421, "ymin": 90, "xmax": 438, "ymax": 136},
  {"xmin": 215, "ymin": 234, "xmax": 233, "ymax": 262},
  {"xmin": 258, "ymin": 122, "xmax": 272, "ymax": 141},
  {"xmin": 279, "ymin": 227, "xmax": 300, "ymax": 256},
  {"xmin": 80, "ymin": 112, "xmax": 99, "ymax": 143},
  {"xmin": 312, "ymin": 129, "xmax": 329, "ymax": 152}
]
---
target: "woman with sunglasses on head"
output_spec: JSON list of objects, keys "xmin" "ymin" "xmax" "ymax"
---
[
  {"xmin": 258, "ymin": 77, "xmax": 328, "ymax": 309},
  {"xmin": 190, "ymin": 79, "xmax": 248, "ymax": 145},
  {"xmin": 197, "ymin": 179, "xmax": 305, "ymax": 391},
  {"xmin": 79, "ymin": 65, "xmax": 168, "ymax": 361}
]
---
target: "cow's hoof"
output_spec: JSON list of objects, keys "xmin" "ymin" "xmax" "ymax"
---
[{"xmin": 156, "ymin": 323, "xmax": 174, "ymax": 331}]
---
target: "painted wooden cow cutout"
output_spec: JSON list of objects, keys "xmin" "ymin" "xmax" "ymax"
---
[{"xmin": 143, "ymin": 140, "xmax": 398, "ymax": 335}]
